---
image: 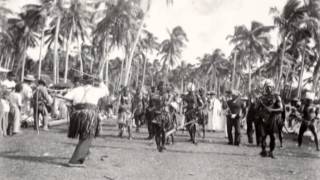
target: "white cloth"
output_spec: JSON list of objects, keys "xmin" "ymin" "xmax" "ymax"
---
[
  {"xmin": 65, "ymin": 83, "xmax": 109, "ymax": 105},
  {"xmin": 1, "ymin": 80, "xmax": 16, "ymax": 90},
  {"xmin": 1, "ymin": 99, "xmax": 10, "ymax": 113},
  {"xmin": 21, "ymin": 83, "xmax": 33, "ymax": 100},
  {"xmin": 9, "ymin": 92, "xmax": 22, "ymax": 107},
  {"xmin": 207, "ymin": 98, "xmax": 226, "ymax": 131}
]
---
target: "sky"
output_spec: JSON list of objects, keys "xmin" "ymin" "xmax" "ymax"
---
[{"xmin": 3, "ymin": 0, "xmax": 287, "ymax": 64}]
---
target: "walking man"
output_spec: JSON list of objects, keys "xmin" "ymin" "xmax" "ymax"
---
[
  {"xmin": 298, "ymin": 92, "xmax": 319, "ymax": 151},
  {"xmin": 64, "ymin": 75, "xmax": 109, "ymax": 167},
  {"xmin": 258, "ymin": 81, "xmax": 283, "ymax": 158},
  {"xmin": 225, "ymin": 90, "xmax": 242, "ymax": 146}
]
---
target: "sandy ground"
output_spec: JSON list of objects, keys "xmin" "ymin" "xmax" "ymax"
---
[{"xmin": 0, "ymin": 119, "xmax": 320, "ymax": 180}]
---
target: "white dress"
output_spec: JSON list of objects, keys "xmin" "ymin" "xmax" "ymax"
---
[
  {"xmin": 207, "ymin": 97, "xmax": 215, "ymax": 130},
  {"xmin": 212, "ymin": 99, "xmax": 226, "ymax": 131}
]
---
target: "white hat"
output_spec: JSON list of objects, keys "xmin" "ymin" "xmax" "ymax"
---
[
  {"xmin": 187, "ymin": 82, "xmax": 195, "ymax": 92},
  {"xmin": 263, "ymin": 79, "xmax": 275, "ymax": 87},
  {"xmin": 305, "ymin": 92, "xmax": 315, "ymax": 100},
  {"xmin": 24, "ymin": 75, "xmax": 36, "ymax": 81},
  {"xmin": 170, "ymin": 102, "xmax": 179, "ymax": 112}
]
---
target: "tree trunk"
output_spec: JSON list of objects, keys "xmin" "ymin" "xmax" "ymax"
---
[
  {"xmin": 4, "ymin": 56, "xmax": 9, "ymax": 69},
  {"xmin": 297, "ymin": 42, "xmax": 306, "ymax": 99},
  {"xmin": 141, "ymin": 57, "xmax": 147, "ymax": 89},
  {"xmin": 105, "ymin": 58, "xmax": 109, "ymax": 84},
  {"xmin": 123, "ymin": 7, "xmax": 150, "ymax": 86},
  {"xmin": 90, "ymin": 58, "xmax": 93, "ymax": 73},
  {"xmin": 276, "ymin": 37, "xmax": 288, "ymax": 91},
  {"xmin": 38, "ymin": 28, "xmax": 45, "ymax": 80},
  {"xmin": 53, "ymin": 16, "xmax": 61, "ymax": 84},
  {"xmin": 0, "ymin": 55, "xmax": 3, "ymax": 67},
  {"xmin": 64, "ymin": 24, "xmax": 73, "ymax": 83},
  {"xmin": 181, "ymin": 78, "xmax": 184, "ymax": 93},
  {"xmin": 77, "ymin": 37, "xmax": 83, "ymax": 76},
  {"xmin": 232, "ymin": 51, "xmax": 237, "ymax": 89},
  {"xmin": 248, "ymin": 60, "xmax": 252, "ymax": 94},
  {"xmin": 21, "ymin": 41, "xmax": 28, "ymax": 81},
  {"xmin": 119, "ymin": 57, "xmax": 126, "ymax": 87},
  {"xmin": 135, "ymin": 60, "xmax": 140, "ymax": 89}
]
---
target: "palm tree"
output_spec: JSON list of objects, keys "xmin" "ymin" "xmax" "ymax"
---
[
  {"xmin": 7, "ymin": 7, "xmax": 43, "ymax": 81},
  {"xmin": 199, "ymin": 49, "xmax": 231, "ymax": 95},
  {"xmin": 137, "ymin": 30, "xmax": 159, "ymax": 88},
  {"xmin": 271, "ymin": 0, "xmax": 306, "ymax": 91},
  {"xmin": 22, "ymin": 1, "xmax": 52, "ymax": 79},
  {"xmin": 60, "ymin": 0, "xmax": 90, "ymax": 82},
  {"xmin": 158, "ymin": 26, "xmax": 188, "ymax": 79},
  {"xmin": 0, "ymin": 32, "xmax": 15, "ymax": 69},
  {"xmin": 94, "ymin": 0, "xmax": 141, "ymax": 84},
  {"xmin": 122, "ymin": 0, "xmax": 175, "ymax": 87},
  {"xmin": 227, "ymin": 21, "xmax": 273, "ymax": 94}
]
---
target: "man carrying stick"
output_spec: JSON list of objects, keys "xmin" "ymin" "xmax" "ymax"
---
[{"xmin": 63, "ymin": 75, "xmax": 109, "ymax": 167}]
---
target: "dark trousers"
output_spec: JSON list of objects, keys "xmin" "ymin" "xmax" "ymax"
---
[
  {"xmin": 261, "ymin": 124, "xmax": 275, "ymax": 153},
  {"xmin": 154, "ymin": 123, "xmax": 165, "ymax": 152},
  {"xmin": 227, "ymin": 115, "xmax": 241, "ymax": 145},
  {"xmin": 247, "ymin": 117, "xmax": 262, "ymax": 146},
  {"xmin": 69, "ymin": 137, "xmax": 93, "ymax": 164},
  {"xmin": 186, "ymin": 123, "xmax": 197, "ymax": 143},
  {"xmin": 146, "ymin": 110, "xmax": 155, "ymax": 138},
  {"xmin": 247, "ymin": 117, "xmax": 254, "ymax": 144},
  {"xmin": 298, "ymin": 122, "xmax": 319, "ymax": 150},
  {"xmin": 33, "ymin": 105, "xmax": 49, "ymax": 130}
]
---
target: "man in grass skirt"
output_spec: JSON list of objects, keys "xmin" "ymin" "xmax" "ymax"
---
[
  {"xmin": 182, "ymin": 82, "xmax": 203, "ymax": 145},
  {"xmin": 118, "ymin": 86, "xmax": 133, "ymax": 139},
  {"xmin": 258, "ymin": 80, "xmax": 283, "ymax": 159},
  {"xmin": 64, "ymin": 75, "xmax": 109, "ymax": 167},
  {"xmin": 151, "ymin": 81, "xmax": 172, "ymax": 152}
]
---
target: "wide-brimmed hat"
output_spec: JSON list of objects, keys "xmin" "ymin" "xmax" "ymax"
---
[
  {"xmin": 207, "ymin": 91, "xmax": 216, "ymax": 95},
  {"xmin": 24, "ymin": 75, "xmax": 36, "ymax": 82},
  {"xmin": 186, "ymin": 82, "xmax": 195, "ymax": 92}
]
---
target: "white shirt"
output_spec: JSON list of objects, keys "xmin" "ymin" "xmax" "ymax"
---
[
  {"xmin": 9, "ymin": 92, "xmax": 22, "ymax": 107},
  {"xmin": 22, "ymin": 83, "xmax": 33, "ymax": 100},
  {"xmin": 65, "ymin": 83, "xmax": 109, "ymax": 105},
  {"xmin": 1, "ymin": 79, "xmax": 16, "ymax": 90},
  {"xmin": 1, "ymin": 99, "xmax": 10, "ymax": 112}
]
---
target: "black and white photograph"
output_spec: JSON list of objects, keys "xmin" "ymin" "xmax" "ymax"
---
[{"xmin": 0, "ymin": 0, "xmax": 320, "ymax": 179}]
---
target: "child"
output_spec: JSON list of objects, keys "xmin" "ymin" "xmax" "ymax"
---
[
  {"xmin": 0, "ymin": 89, "xmax": 10, "ymax": 136},
  {"xmin": 7, "ymin": 83, "xmax": 23, "ymax": 135}
]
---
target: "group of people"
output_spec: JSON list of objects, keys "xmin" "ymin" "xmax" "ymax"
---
[
  {"xmin": 1, "ymin": 69, "xmax": 319, "ymax": 167},
  {"xmin": 0, "ymin": 72, "xmax": 42, "ymax": 136}
]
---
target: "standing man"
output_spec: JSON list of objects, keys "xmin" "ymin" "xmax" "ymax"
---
[
  {"xmin": 182, "ymin": 82, "xmax": 202, "ymax": 145},
  {"xmin": 1, "ymin": 71, "xmax": 16, "ymax": 91},
  {"xmin": 118, "ymin": 86, "xmax": 133, "ymax": 139},
  {"xmin": 225, "ymin": 90, "xmax": 242, "ymax": 146},
  {"xmin": 246, "ymin": 94, "xmax": 261, "ymax": 146},
  {"xmin": 64, "ymin": 75, "xmax": 109, "ymax": 167},
  {"xmin": 145, "ymin": 86, "xmax": 156, "ymax": 139},
  {"xmin": 198, "ymin": 88, "xmax": 207, "ymax": 138},
  {"xmin": 298, "ymin": 92, "xmax": 319, "ymax": 151},
  {"xmin": 152, "ymin": 81, "xmax": 171, "ymax": 152},
  {"xmin": 21, "ymin": 75, "xmax": 35, "ymax": 117},
  {"xmin": 132, "ymin": 87, "xmax": 144, "ymax": 132},
  {"xmin": 33, "ymin": 79, "xmax": 53, "ymax": 131},
  {"xmin": 258, "ymin": 81, "xmax": 283, "ymax": 158}
]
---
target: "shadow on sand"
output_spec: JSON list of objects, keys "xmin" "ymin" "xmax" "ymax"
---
[{"xmin": 0, "ymin": 151, "xmax": 68, "ymax": 166}]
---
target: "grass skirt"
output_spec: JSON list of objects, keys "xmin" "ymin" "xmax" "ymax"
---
[{"xmin": 68, "ymin": 104, "xmax": 100, "ymax": 140}]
